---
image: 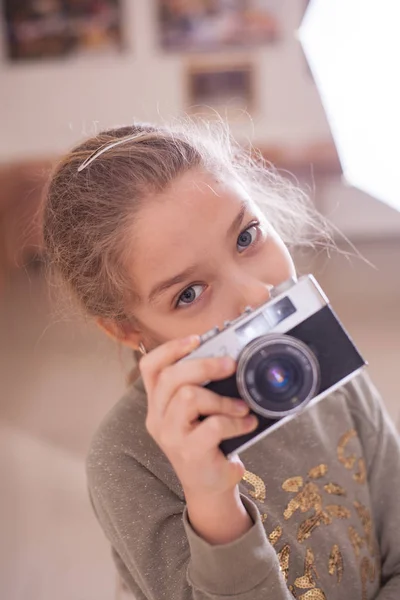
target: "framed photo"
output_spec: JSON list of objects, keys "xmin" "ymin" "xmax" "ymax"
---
[
  {"xmin": 2, "ymin": 0, "xmax": 124, "ymax": 61},
  {"xmin": 186, "ymin": 60, "xmax": 256, "ymax": 116},
  {"xmin": 158, "ymin": 0, "xmax": 281, "ymax": 52}
]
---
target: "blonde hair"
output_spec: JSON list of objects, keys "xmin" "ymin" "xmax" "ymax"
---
[{"xmin": 43, "ymin": 119, "xmax": 330, "ymax": 323}]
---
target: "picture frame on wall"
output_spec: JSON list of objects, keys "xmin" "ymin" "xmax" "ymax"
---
[
  {"xmin": 186, "ymin": 59, "xmax": 256, "ymax": 117},
  {"xmin": 158, "ymin": 0, "xmax": 281, "ymax": 52},
  {"xmin": 2, "ymin": 0, "xmax": 124, "ymax": 61}
]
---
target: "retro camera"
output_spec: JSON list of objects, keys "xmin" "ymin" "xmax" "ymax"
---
[{"xmin": 181, "ymin": 275, "xmax": 365, "ymax": 456}]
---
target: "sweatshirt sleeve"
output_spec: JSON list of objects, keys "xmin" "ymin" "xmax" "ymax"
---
[
  {"xmin": 183, "ymin": 494, "xmax": 293, "ymax": 598},
  {"xmin": 87, "ymin": 448, "xmax": 292, "ymax": 600},
  {"xmin": 345, "ymin": 372, "xmax": 400, "ymax": 600}
]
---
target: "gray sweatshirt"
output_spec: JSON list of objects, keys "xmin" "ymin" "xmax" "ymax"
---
[{"xmin": 86, "ymin": 371, "xmax": 400, "ymax": 600}]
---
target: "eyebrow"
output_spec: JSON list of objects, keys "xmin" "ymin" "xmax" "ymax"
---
[
  {"xmin": 227, "ymin": 201, "xmax": 247, "ymax": 237},
  {"xmin": 147, "ymin": 201, "xmax": 248, "ymax": 304}
]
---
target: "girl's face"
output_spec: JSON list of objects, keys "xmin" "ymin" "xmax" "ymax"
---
[{"xmin": 124, "ymin": 169, "xmax": 296, "ymax": 350}]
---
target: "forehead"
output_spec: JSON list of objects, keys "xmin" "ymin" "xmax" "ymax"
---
[
  {"xmin": 152, "ymin": 169, "xmax": 250, "ymax": 218},
  {"xmin": 129, "ymin": 170, "xmax": 253, "ymax": 289},
  {"xmin": 137, "ymin": 170, "xmax": 250, "ymax": 248}
]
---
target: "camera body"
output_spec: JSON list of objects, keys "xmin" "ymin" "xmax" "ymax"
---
[{"xmin": 181, "ymin": 274, "xmax": 365, "ymax": 457}]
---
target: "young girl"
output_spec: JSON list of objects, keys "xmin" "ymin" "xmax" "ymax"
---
[{"xmin": 43, "ymin": 122, "xmax": 400, "ymax": 600}]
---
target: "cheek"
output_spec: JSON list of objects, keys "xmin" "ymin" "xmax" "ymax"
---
[{"xmin": 135, "ymin": 308, "xmax": 207, "ymax": 347}]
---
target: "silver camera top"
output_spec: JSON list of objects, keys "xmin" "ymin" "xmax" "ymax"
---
[{"xmin": 183, "ymin": 274, "xmax": 329, "ymax": 363}]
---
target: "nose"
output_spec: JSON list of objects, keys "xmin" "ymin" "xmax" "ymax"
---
[{"xmin": 236, "ymin": 277, "xmax": 272, "ymax": 315}]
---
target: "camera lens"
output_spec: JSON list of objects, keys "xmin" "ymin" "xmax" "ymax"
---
[
  {"xmin": 236, "ymin": 334, "xmax": 320, "ymax": 419},
  {"xmin": 255, "ymin": 355, "xmax": 304, "ymax": 402},
  {"xmin": 264, "ymin": 360, "xmax": 296, "ymax": 391}
]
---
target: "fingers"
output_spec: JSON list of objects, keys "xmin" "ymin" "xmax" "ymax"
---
[
  {"xmin": 139, "ymin": 335, "xmax": 201, "ymax": 394},
  {"xmin": 166, "ymin": 385, "xmax": 249, "ymax": 430},
  {"xmin": 189, "ymin": 413, "xmax": 258, "ymax": 453},
  {"xmin": 140, "ymin": 335, "xmax": 258, "ymax": 470},
  {"xmin": 150, "ymin": 355, "xmax": 236, "ymax": 417}
]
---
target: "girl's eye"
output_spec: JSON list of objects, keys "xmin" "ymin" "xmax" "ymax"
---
[
  {"xmin": 176, "ymin": 284, "xmax": 205, "ymax": 308},
  {"xmin": 237, "ymin": 224, "xmax": 259, "ymax": 253}
]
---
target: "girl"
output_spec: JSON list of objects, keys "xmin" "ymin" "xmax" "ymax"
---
[{"xmin": 43, "ymin": 122, "xmax": 400, "ymax": 600}]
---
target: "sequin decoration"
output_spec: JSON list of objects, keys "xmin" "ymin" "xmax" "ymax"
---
[
  {"xmin": 297, "ymin": 511, "xmax": 332, "ymax": 543},
  {"xmin": 269, "ymin": 525, "xmax": 283, "ymax": 547},
  {"xmin": 337, "ymin": 429, "xmax": 357, "ymax": 469},
  {"xmin": 284, "ymin": 483, "xmax": 322, "ymax": 520},
  {"xmin": 294, "ymin": 548, "xmax": 319, "ymax": 589},
  {"xmin": 354, "ymin": 501, "xmax": 374, "ymax": 554},
  {"xmin": 325, "ymin": 505, "xmax": 351, "ymax": 519},
  {"xmin": 261, "ymin": 513, "xmax": 268, "ymax": 523},
  {"xmin": 277, "ymin": 544, "xmax": 291, "ymax": 582},
  {"xmin": 282, "ymin": 476, "xmax": 304, "ymax": 492},
  {"xmin": 242, "ymin": 470, "xmax": 266, "ymax": 502},
  {"xmin": 348, "ymin": 525, "xmax": 365, "ymax": 557},
  {"xmin": 298, "ymin": 590, "xmax": 327, "ymax": 600},
  {"xmin": 308, "ymin": 464, "xmax": 328, "ymax": 479},
  {"xmin": 297, "ymin": 513, "xmax": 322, "ymax": 542},
  {"xmin": 360, "ymin": 557, "xmax": 376, "ymax": 600},
  {"xmin": 324, "ymin": 483, "xmax": 347, "ymax": 496},
  {"xmin": 289, "ymin": 584, "xmax": 298, "ymax": 598},
  {"xmin": 328, "ymin": 544, "xmax": 344, "ymax": 583},
  {"xmin": 353, "ymin": 458, "xmax": 367, "ymax": 484}
]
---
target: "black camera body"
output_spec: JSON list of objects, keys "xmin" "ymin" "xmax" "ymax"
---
[{"xmin": 181, "ymin": 275, "xmax": 365, "ymax": 456}]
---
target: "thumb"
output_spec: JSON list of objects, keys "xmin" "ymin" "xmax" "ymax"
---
[{"xmin": 228, "ymin": 453, "xmax": 246, "ymax": 483}]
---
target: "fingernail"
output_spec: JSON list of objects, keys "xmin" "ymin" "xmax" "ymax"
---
[
  {"xmin": 221, "ymin": 357, "xmax": 235, "ymax": 371},
  {"xmin": 183, "ymin": 335, "xmax": 200, "ymax": 348},
  {"xmin": 245, "ymin": 415, "xmax": 258, "ymax": 428},
  {"xmin": 233, "ymin": 400, "xmax": 249, "ymax": 413}
]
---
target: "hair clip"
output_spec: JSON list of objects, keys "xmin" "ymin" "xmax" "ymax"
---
[{"xmin": 77, "ymin": 134, "xmax": 140, "ymax": 173}]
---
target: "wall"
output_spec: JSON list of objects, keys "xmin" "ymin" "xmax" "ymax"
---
[{"xmin": 1, "ymin": 0, "xmax": 399, "ymax": 239}]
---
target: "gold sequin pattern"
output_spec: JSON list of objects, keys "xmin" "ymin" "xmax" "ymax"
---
[
  {"xmin": 325, "ymin": 505, "xmax": 351, "ymax": 519},
  {"xmin": 353, "ymin": 458, "xmax": 367, "ymax": 484},
  {"xmin": 243, "ymin": 440, "xmax": 375, "ymax": 599},
  {"xmin": 354, "ymin": 501, "xmax": 374, "ymax": 554},
  {"xmin": 297, "ymin": 511, "xmax": 331, "ymax": 543},
  {"xmin": 242, "ymin": 470, "xmax": 266, "ymax": 502},
  {"xmin": 298, "ymin": 590, "xmax": 327, "ymax": 600},
  {"xmin": 328, "ymin": 544, "xmax": 344, "ymax": 583},
  {"xmin": 323, "ymin": 483, "xmax": 346, "ymax": 496},
  {"xmin": 284, "ymin": 498, "xmax": 301, "ymax": 520},
  {"xmin": 294, "ymin": 548, "xmax": 319, "ymax": 589},
  {"xmin": 337, "ymin": 429, "xmax": 357, "ymax": 469},
  {"xmin": 277, "ymin": 543, "xmax": 290, "ymax": 582},
  {"xmin": 308, "ymin": 464, "xmax": 328, "ymax": 479},
  {"xmin": 268, "ymin": 525, "xmax": 283, "ymax": 547},
  {"xmin": 360, "ymin": 557, "xmax": 376, "ymax": 600},
  {"xmin": 282, "ymin": 476, "xmax": 304, "ymax": 492},
  {"xmin": 284, "ymin": 483, "xmax": 322, "ymax": 520},
  {"xmin": 297, "ymin": 513, "xmax": 322, "ymax": 542},
  {"xmin": 261, "ymin": 513, "xmax": 268, "ymax": 523},
  {"xmin": 348, "ymin": 525, "xmax": 365, "ymax": 557}
]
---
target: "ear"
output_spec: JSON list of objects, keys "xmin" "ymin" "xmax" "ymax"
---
[{"xmin": 96, "ymin": 317, "xmax": 142, "ymax": 350}]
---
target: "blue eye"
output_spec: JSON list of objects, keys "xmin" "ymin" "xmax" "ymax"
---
[
  {"xmin": 237, "ymin": 225, "xmax": 258, "ymax": 253},
  {"xmin": 177, "ymin": 284, "xmax": 204, "ymax": 307}
]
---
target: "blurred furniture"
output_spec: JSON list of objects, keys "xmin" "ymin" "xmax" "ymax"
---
[{"xmin": 0, "ymin": 159, "xmax": 52, "ymax": 293}]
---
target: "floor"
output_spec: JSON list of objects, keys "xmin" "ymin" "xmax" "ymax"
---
[{"xmin": 1, "ymin": 240, "xmax": 399, "ymax": 600}]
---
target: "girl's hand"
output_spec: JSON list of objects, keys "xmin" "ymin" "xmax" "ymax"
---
[{"xmin": 140, "ymin": 335, "xmax": 258, "ymax": 499}]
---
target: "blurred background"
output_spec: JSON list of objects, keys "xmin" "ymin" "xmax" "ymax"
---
[{"xmin": 0, "ymin": 1, "xmax": 399, "ymax": 599}]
